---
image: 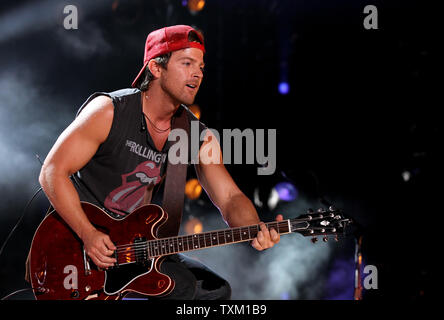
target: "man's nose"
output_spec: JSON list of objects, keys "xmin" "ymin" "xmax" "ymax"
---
[{"xmin": 192, "ymin": 67, "xmax": 203, "ymax": 79}]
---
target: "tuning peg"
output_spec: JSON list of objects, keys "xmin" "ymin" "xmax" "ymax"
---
[
  {"xmin": 328, "ymin": 205, "xmax": 335, "ymax": 211},
  {"xmin": 311, "ymin": 237, "xmax": 318, "ymax": 243},
  {"xmin": 323, "ymin": 236, "xmax": 328, "ymax": 242}
]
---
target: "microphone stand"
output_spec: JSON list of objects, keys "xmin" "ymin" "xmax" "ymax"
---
[
  {"xmin": 354, "ymin": 234, "xmax": 363, "ymax": 300},
  {"xmin": 320, "ymin": 196, "xmax": 364, "ymax": 300},
  {"xmin": 282, "ymin": 170, "xmax": 364, "ymax": 300}
]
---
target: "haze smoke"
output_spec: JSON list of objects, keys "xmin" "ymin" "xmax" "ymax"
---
[
  {"xmin": 183, "ymin": 197, "xmax": 335, "ymax": 299},
  {"xmin": 0, "ymin": 65, "xmax": 75, "ymax": 230}
]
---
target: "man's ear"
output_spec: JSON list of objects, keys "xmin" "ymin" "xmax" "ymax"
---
[{"xmin": 147, "ymin": 59, "xmax": 162, "ymax": 78}]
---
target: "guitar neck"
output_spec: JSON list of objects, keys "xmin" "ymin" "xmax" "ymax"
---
[{"xmin": 146, "ymin": 219, "xmax": 308, "ymax": 257}]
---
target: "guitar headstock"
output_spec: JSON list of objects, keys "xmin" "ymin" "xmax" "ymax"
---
[{"xmin": 290, "ymin": 206, "xmax": 352, "ymax": 243}]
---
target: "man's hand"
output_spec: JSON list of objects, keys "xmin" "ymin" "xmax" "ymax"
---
[
  {"xmin": 251, "ymin": 214, "xmax": 283, "ymax": 251},
  {"xmin": 82, "ymin": 229, "xmax": 117, "ymax": 269}
]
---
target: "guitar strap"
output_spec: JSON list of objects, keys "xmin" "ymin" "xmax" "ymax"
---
[{"xmin": 157, "ymin": 105, "xmax": 191, "ymax": 238}]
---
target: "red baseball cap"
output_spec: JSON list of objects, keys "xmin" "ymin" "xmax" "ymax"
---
[{"xmin": 131, "ymin": 25, "xmax": 205, "ymax": 88}]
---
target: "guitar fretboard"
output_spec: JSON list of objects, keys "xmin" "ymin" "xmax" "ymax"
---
[
  {"xmin": 112, "ymin": 212, "xmax": 344, "ymax": 265},
  {"xmin": 146, "ymin": 219, "xmax": 305, "ymax": 257}
]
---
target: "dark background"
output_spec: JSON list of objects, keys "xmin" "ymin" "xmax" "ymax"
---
[{"xmin": 0, "ymin": 0, "xmax": 440, "ymax": 300}]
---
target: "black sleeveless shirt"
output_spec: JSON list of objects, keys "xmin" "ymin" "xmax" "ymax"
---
[{"xmin": 72, "ymin": 88, "xmax": 206, "ymax": 218}]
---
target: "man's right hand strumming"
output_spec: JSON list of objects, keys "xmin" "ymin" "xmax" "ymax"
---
[{"xmin": 81, "ymin": 228, "xmax": 117, "ymax": 269}]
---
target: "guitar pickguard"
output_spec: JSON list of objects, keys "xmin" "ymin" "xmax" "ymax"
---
[{"xmin": 104, "ymin": 259, "xmax": 154, "ymax": 295}]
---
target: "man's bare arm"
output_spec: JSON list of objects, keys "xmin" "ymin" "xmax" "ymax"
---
[
  {"xmin": 195, "ymin": 130, "xmax": 282, "ymax": 251},
  {"xmin": 39, "ymin": 95, "xmax": 117, "ymax": 268}
]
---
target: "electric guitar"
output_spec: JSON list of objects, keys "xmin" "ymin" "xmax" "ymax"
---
[{"xmin": 28, "ymin": 202, "xmax": 351, "ymax": 300}]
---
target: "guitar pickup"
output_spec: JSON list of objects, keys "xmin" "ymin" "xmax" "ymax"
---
[{"xmin": 134, "ymin": 237, "xmax": 148, "ymax": 265}]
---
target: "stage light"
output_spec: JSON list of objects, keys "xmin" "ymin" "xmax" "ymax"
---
[
  {"xmin": 112, "ymin": 0, "xmax": 119, "ymax": 11},
  {"xmin": 253, "ymin": 187, "xmax": 264, "ymax": 208},
  {"xmin": 185, "ymin": 217, "xmax": 203, "ymax": 234},
  {"xmin": 267, "ymin": 188, "xmax": 279, "ymax": 210},
  {"xmin": 189, "ymin": 104, "xmax": 201, "ymax": 119},
  {"xmin": 256, "ymin": 181, "xmax": 297, "ymax": 211},
  {"xmin": 402, "ymin": 170, "xmax": 411, "ymax": 182},
  {"xmin": 185, "ymin": 178, "xmax": 202, "ymax": 200},
  {"xmin": 187, "ymin": 0, "xmax": 206, "ymax": 12},
  {"xmin": 274, "ymin": 181, "xmax": 298, "ymax": 202},
  {"xmin": 111, "ymin": 0, "xmax": 143, "ymax": 25},
  {"xmin": 278, "ymin": 82, "xmax": 289, "ymax": 95}
]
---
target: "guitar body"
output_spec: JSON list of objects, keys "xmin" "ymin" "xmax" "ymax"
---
[{"xmin": 29, "ymin": 202, "xmax": 174, "ymax": 300}]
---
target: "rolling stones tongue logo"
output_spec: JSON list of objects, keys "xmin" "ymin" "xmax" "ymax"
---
[{"xmin": 104, "ymin": 161, "xmax": 161, "ymax": 215}]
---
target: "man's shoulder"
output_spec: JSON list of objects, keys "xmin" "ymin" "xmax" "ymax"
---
[
  {"xmin": 77, "ymin": 88, "xmax": 139, "ymax": 115},
  {"xmin": 107, "ymin": 88, "xmax": 141, "ymax": 100}
]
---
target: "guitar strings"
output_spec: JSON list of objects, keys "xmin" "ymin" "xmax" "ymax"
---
[
  {"xmin": 113, "ymin": 220, "xmax": 289, "ymax": 251},
  {"xmin": 112, "ymin": 220, "xmax": 301, "ymax": 258},
  {"xmin": 113, "ymin": 220, "xmax": 288, "ymax": 250},
  {"xmin": 112, "ymin": 216, "xmax": 329, "ymax": 253},
  {"xmin": 112, "ymin": 215, "xmax": 336, "ymax": 257},
  {"xmin": 112, "ymin": 227, "xmax": 337, "ymax": 264},
  {"xmin": 111, "ymin": 213, "xmax": 332, "ymax": 253}
]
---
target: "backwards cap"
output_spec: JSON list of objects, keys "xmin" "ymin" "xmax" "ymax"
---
[{"xmin": 131, "ymin": 25, "xmax": 205, "ymax": 88}]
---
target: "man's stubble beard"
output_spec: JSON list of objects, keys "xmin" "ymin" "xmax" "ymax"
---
[{"xmin": 160, "ymin": 77, "xmax": 196, "ymax": 107}]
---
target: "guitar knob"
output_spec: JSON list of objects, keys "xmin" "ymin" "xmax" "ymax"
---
[
  {"xmin": 323, "ymin": 236, "xmax": 328, "ymax": 242},
  {"xmin": 311, "ymin": 237, "xmax": 318, "ymax": 243},
  {"xmin": 35, "ymin": 287, "xmax": 48, "ymax": 295},
  {"xmin": 70, "ymin": 290, "xmax": 80, "ymax": 299}
]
